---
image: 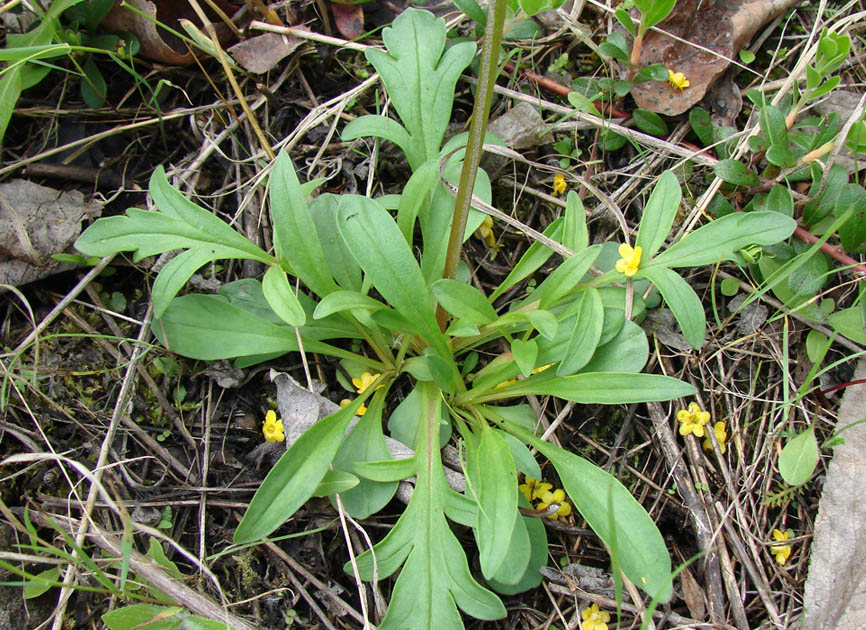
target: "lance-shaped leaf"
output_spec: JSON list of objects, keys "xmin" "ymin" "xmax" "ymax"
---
[
  {"xmin": 641, "ymin": 266, "xmax": 705, "ymax": 349},
  {"xmin": 649, "ymin": 212, "xmax": 796, "ymax": 269},
  {"xmin": 481, "ymin": 372, "xmax": 695, "ymax": 404},
  {"xmin": 505, "ymin": 425, "xmax": 674, "ymax": 602},
  {"xmin": 432, "ymin": 279, "xmax": 497, "ymax": 324},
  {"xmin": 234, "ymin": 396, "xmax": 366, "ymax": 543},
  {"xmin": 635, "ymin": 170, "xmax": 680, "ymax": 259},
  {"xmin": 348, "ymin": 382, "xmax": 506, "ymax": 629},
  {"xmin": 269, "ymin": 151, "xmax": 338, "ymax": 298},
  {"xmin": 556, "ymin": 288, "xmax": 603, "ymax": 376}
]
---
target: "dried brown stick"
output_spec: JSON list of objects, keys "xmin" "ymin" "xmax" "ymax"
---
[{"xmin": 647, "ymin": 401, "xmax": 728, "ymax": 624}]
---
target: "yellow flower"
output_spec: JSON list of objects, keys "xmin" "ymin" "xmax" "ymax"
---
[
  {"xmin": 614, "ymin": 243, "xmax": 642, "ymax": 277},
  {"xmin": 536, "ymin": 488, "xmax": 572, "ymax": 520},
  {"xmin": 552, "ymin": 173, "xmax": 567, "ymax": 196},
  {"xmin": 262, "ymin": 410, "xmax": 285, "ymax": 443},
  {"xmin": 771, "ymin": 529, "xmax": 792, "ymax": 565},
  {"xmin": 476, "ymin": 215, "xmax": 496, "ymax": 247},
  {"xmin": 340, "ymin": 398, "xmax": 367, "ymax": 416},
  {"xmin": 532, "ymin": 364, "xmax": 553, "ymax": 374},
  {"xmin": 703, "ymin": 421, "xmax": 727, "ymax": 453},
  {"xmin": 351, "ymin": 372, "xmax": 380, "ymax": 394},
  {"xmin": 581, "ymin": 603, "xmax": 611, "ymax": 630},
  {"xmin": 677, "ymin": 402, "xmax": 711, "ymax": 437},
  {"xmin": 518, "ymin": 476, "xmax": 553, "ymax": 503},
  {"xmin": 667, "ymin": 69, "xmax": 690, "ymax": 90}
]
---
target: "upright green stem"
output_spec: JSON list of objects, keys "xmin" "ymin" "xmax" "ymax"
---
[{"xmin": 437, "ymin": 0, "xmax": 507, "ymax": 327}]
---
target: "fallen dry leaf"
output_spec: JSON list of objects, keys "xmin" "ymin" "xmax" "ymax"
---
[
  {"xmin": 625, "ymin": 0, "xmax": 800, "ymax": 116},
  {"xmin": 101, "ymin": 0, "xmax": 239, "ymax": 65},
  {"xmin": 332, "ymin": 1, "xmax": 365, "ymax": 40},
  {"xmin": 803, "ymin": 358, "xmax": 866, "ymax": 630},
  {"xmin": 228, "ymin": 31, "xmax": 303, "ymax": 74},
  {"xmin": 0, "ymin": 179, "xmax": 102, "ymax": 286}
]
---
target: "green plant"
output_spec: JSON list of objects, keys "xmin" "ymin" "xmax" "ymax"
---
[{"xmin": 74, "ymin": 7, "xmax": 797, "ymax": 629}]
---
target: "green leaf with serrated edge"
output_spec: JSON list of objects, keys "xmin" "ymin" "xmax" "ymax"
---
[
  {"xmin": 348, "ymin": 383, "xmax": 506, "ymax": 628},
  {"xmin": 557, "ymin": 288, "xmax": 603, "ymax": 376},
  {"xmin": 342, "ymin": 115, "xmax": 418, "ymax": 168},
  {"xmin": 511, "ymin": 338, "xmax": 538, "ymax": 377},
  {"xmin": 484, "ymin": 508, "xmax": 530, "ymax": 585},
  {"xmin": 313, "ymin": 290, "xmax": 387, "ymax": 319},
  {"xmin": 480, "ymin": 372, "xmax": 695, "ymax": 404},
  {"xmin": 649, "ymin": 212, "xmax": 796, "ymax": 269},
  {"xmin": 397, "ymin": 159, "xmax": 440, "ymax": 241},
  {"xmin": 503, "ymin": 425, "xmax": 673, "ymax": 602},
  {"xmin": 499, "ymin": 430, "xmax": 542, "ymax": 479},
  {"xmin": 713, "ymin": 159, "xmax": 759, "ymax": 187},
  {"xmin": 489, "ymin": 218, "xmax": 563, "ymax": 301},
  {"xmin": 235, "ymin": 398, "xmax": 364, "ymax": 543},
  {"xmin": 363, "ymin": 9, "xmax": 475, "ymax": 170},
  {"xmin": 353, "ymin": 456, "xmax": 417, "ymax": 482},
  {"xmin": 636, "ymin": 170, "xmax": 680, "ymax": 259},
  {"xmin": 562, "ymin": 191, "xmax": 588, "ymax": 252},
  {"xmin": 473, "ymin": 427, "xmax": 518, "ymax": 578},
  {"xmin": 313, "ymin": 470, "xmax": 359, "ymax": 497},
  {"xmin": 338, "ymin": 195, "xmax": 448, "ymax": 358},
  {"xmin": 579, "ymin": 320, "xmax": 648, "ymax": 373},
  {"xmin": 262, "ymin": 266, "xmax": 306, "ymax": 327},
  {"xmin": 433, "ymin": 279, "xmax": 497, "ymax": 324},
  {"xmin": 536, "ymin": 245, "xmax": 601, "ymax": 309},
  {"xmin": 779, "ymin": 427, "xmax": 819, "ymax": 486},
  {"xmin": 310, "ymin": 194, "xmax": 362, "ymax": 292},
  {"xmin": 641, "ymin": 266, "xmax": 705, "ymax": 349},
  {"xmin": 488, "ymin": 513, "xmax": 546, "ymax": 595},
  {"xmin": 331, "ymin": 393, "xmax": 397, "ymax": 518},
  {"xmin": 269, "ymin": 151, "xmax": 337, "ymax": 298},
  {"xmin": 633, "ymin": 109, "xmax": 668, "ymax": 136}
]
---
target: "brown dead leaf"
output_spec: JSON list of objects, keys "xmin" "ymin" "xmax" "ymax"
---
[
  {"xmin": 803, "ymin": 358, "xmax": 866, "ymax": 630},
  {"xmin": 228, "ymin": 31, "xmax": 303, "ymax": 74},
  {"xmin": 332, "ymin": 1, "xmax": 365, "ymax": 41},
  {"xmin": 0, "ymin": 180, "xmax": 102, "ymax": 286},
  {"xmin": 679, "ymin": 565, "xmax": 707, "ymax": 621},
  {"xmin": 626, "ymin": 0, "xmax": 800, "ymax": 116},
  {"xmin": 101, "ymin": 0, "xmax": 239, "ymax": 65}
]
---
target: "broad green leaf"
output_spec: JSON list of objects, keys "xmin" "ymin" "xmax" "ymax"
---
[
  {"xmin": 641, "ymin": 266, "xmax": 705, "ymax": 349},
  {"xmin": 713, "ymin": 159, "xmax": 759, "ymax": 187},
  {"xmin": 353, "ymin": 456, "xmax": 417, "ymax": 482},
  {"xmin": 836, "ymin": 183, "xmax": 866, "ymax": 252},
  {"xmin": 453, "ymin": 0, "xmax": 486, "ymax": 24},
  {"xmin": 615, "ymin": 8, "xmax": 635, "ymax": 35},
  {"xmin": 579, "ymin": 319, "xmax": 649, "ymax": 373},
  {"xmin": 636, "ymin": 170, "xmax": 680, "ymax": 259},
  {"xmin": 234, "ymin": 399, "xmax": 363, "ymax": 543},
  {"xmin": 649, "ymin": 212, "xmax": 796, "ymax": 268},
  {"xmin": 397, "ymin": 159, "xmax": 440, "ymax": 241},
  {"xmin": 362, "ymin": 9, "xmax": 475, "ymax": 169},
  {"xmin": 269, "ymin": 150, "xmax": 337, "ymax": 298},
  {"xmin": 511, "ymin": 338, "xmax": 538, "ymax": 377},
  {"xmin": 262, "ymin": 266, "xmax": 306, "ymax": 327},
  {"xmin": 760, "ymin": 104, "xmax": 788, "ymax": 148},
  {"xmin": 484, "ymin": 511, "xmax": 530, "ymax": 586},
  {"xmin": 827, "ymin": 306, "xmax": 866, "ymax": 345},
  {"xmin": 491, "ymin": 309, "xmax": 559, "ymax": 341},
  {"xmin": 803, "ymin": 163, "xmax": 847, "ymax": 225},
  {"xmin": 149, "ymin": 247, "xmax": 225, "ymax": 318},
  {"xmin": 536, "ymin": 245, "xmax": 601, "ymax": 308},
  {"xmin": 484, "ymin": 372, "xmax": 695, "ymax": 404},
  {"xmin": 518, "ymin": 0, "xmax": 544, "ymax": 16},
  {"xmin": 313, "ymin": 290, "xmax": 387, "ymax": 319},
  {"xmin": 500, "ymin": 430, "xmax": 542, "ymax": 479},
  {"xmin": 102, "ymin": 604, "xmax": 186, "ymax": 630},
  {"xmin": 487, "ymin": 513, "xmax": 546, "ymax": 595},
  {"xmin": 331, "ymin": 393, "xmax": 398, "ymax": 518},
  {"xmin": 634, "ymin": 63, "xmax": 669, "ymax": 83},
  {"xmin": 644, "ymin": 0, "xmax": 676, "ymax": 28},
  {"xmin": 313, "ymin": 470, "xmax": 359, "ymax": 496},
  {"xmin": 472, "ymin": 428, "xmax": 518, "ymax": 578},
  {"xmin": 338, "ymin": 195, "xmax": 447, "ymax": 355},
  {"xmin": 341, "ymin": 115, "xmax": 418, "ymax": 169},
  {"xmin": 689, "ymin": 107, "xmax": 714, "ymax": 147},
  {"xmin": 766, "ymin": 185, "xmax": 794, "ymax": 217},
  {"xmin": 805, "ymin": 330, "xmax": 829, "ymax": 364},
  {"xmin": 556, "ymin": 288, "xmax": 603, "ymax": 376},
  {"xmin": 562, "ymin": 191, "xmax": 588, "ymax": 252},
  {"xmin": 433, "ymin": 279, "xmax": 497, "ymax": 324},
  {"xmin": 633, "ymin": 109, "xmax": 668, "ymax": 136},
  {"xmin": 350, "ymin": 383, "xmax": 506, "ymax": 629},
  {"xmin": 310, "ymin": 194, "xmax": 362, "ymax": 292},
  {"xmin": 786, "ymin": 249, "xmax": 830, "ymax": 297},
  {"xmin": 779, "ymin": 427, "xmax": 819, "ymax": 486},
  {"xmin": 720, "ymin": 277, "xmax": 740, "ymax": 296},
  {"xmin": 80, "ymin": 56, "xmax": 107, "ymax": 108},
  {"xmin": 489, "ymin": 218, "xmax": 563, "ymax": 301}
]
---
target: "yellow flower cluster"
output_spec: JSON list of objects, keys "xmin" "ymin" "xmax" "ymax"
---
[
  {"xmin": 677, "ymin": 402, "xmax": 711, "ymax": 437},
  {"xmin": 614, "ymin": 243, "xmax": 642, "ymax": 277},
  {"xmin": 552, "ymin": 173, "xmax": 567, "ymax": 196},
  {"xmin": 262, "ymin": 410, "xmax": 285, "ymax": 443},
  {"xmin": 667, "ymin": 69, "xmax": 690, "ymax": 90},
  {"xmin": 771, "ymin": 529, "xmax": 792, "ymax": 565},
  {"xmin": 339, "ymin": 371, "xmax": 381, "ymax": 417},
  {"xmin": 518, "ymin": 475, "xmax": 572, "ymax": 520},
  {"xmin": 703, "ymin": 421, "xmax": 727, "ymax": 454},
  {"xmin": 581, "ymin": 603, "xmax": 611, "ymax": 630}
]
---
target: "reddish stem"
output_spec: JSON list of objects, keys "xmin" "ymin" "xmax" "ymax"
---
[
  {"xmin": 793, "ymin": 224, "xmax": 866, "ymax": 276},
  {"xmin": 821, "ymin": 377, "xmax": 866, "ymax": 396}
]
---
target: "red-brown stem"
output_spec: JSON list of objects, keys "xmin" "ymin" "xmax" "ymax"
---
[{"xmin": 793, "ymin": 224, "xmax": 866, "ymax": 275}]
